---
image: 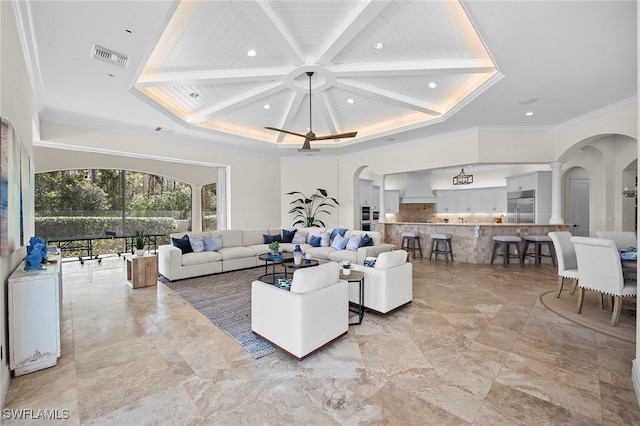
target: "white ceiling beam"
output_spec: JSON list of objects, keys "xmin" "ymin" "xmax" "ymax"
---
[
  {"xmin": 337, "ymin": 79, "xmax": 443, "ymax": 116},
  {"xmin": 136, "ymin": 67, "xmax": 291, "ymax": 88},
  {"xmin": 274, "ymin": 91, "xmax": 306, "ymax": 143},
  {"xmin": 188, "ymin": 81, "xmax": 283, "ymax": 123},
  {"xmin": 238, "ymin": 0, "xmax": 305, "ymax": 65},
  {"xmin": 317, "ymin": 92, "xmax": 339, "ymax": 137},
  {"xmin": 330, "ymin": 58, "xmax": 496, "ymax": 77},
  {"xmin": 316, "ymin": 0, "xmax": 391, "ymax": 65}
]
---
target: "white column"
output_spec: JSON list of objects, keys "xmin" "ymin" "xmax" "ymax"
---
[
  {"xmin": 217, "ymin": 167, "xmax": 228, "ymax": 230},
  {"xmin": 378, "ymin": 174, "xmax": 387, "ymax": 223},
  {"xmin": 191, "ymin": 185, "xmax": 203, "ymax": 232},
  {"xmin": 549, "ymin": 162, "xmax": 564, "ymax": 224}
]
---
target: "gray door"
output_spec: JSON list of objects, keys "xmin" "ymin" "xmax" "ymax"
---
[{"xmin": 569, "ymin": 178, "xmax": 590, "ymax": 236}]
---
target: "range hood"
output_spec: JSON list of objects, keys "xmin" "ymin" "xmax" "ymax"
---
[{"xmin": 401, "ymin": 171, "xmax": 437, "ymax": 203}]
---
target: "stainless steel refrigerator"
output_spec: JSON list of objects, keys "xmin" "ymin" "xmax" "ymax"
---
[{"xmin": 507, "ymin": 190, "xmax": 535, "ymax": 223}]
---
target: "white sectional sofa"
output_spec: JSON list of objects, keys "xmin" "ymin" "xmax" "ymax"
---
[{"xmin": 158, "ymin": 227, "xmax": 395, "ymax": 281}]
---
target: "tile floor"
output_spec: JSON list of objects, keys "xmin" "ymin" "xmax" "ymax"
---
[{"xmin": 3, "ymin": 256, "xmax": 640, "ymax": 425}]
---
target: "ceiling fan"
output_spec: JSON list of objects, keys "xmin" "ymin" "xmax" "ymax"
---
[{"xmin": 265, "ymin": 71, "xmax": 357, "ymax": 152}]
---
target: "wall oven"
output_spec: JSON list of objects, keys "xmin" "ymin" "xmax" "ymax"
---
[
  {"xmin": 372, "ymin": 210, "xmax": 379, "ymax": 221},
  {"xmin": 361, "ymin": 206, "xmax": 371, "ymax": 221}
]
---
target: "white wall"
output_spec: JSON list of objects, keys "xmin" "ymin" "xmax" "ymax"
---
[{"xmin": 0, "ymin": 1, "xmax": 39, "ymax": 407}]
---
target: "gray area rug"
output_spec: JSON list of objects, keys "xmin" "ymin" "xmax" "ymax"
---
[{"xmin": 162, "ymin": 267, "xmax": 276, "ymax": 358}]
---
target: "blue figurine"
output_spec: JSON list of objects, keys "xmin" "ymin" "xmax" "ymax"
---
[{"xmin": 24, "ymin": 236, "xmax": 48, "ymax": 271}]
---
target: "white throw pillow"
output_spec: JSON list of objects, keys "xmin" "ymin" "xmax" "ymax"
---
[{"xmin": 345, "ymin": 235, "xmax": 361, "ymax": 251}]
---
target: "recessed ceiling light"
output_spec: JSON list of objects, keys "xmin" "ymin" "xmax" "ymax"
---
[
  {"xmin": 246, "ymin": 49, "xmax": 257, "ymax": 57},
  {"xmin": 347, "ymin": 98, "xmax": 355, "ymax": 104},
  {"xmin": 525, "ymin": 111, "xmax": 534, "ymax": 116},
  {"xmin": 427, "ymin": 82, "xmax": 438, "ymax": 89},
  {"xmin": 189, "ymin": 92, "xmax": 199, "ymax": 98},
  {"xmin": 373, "ymin": 42, "xmax": 384, "ymax": 50},
  {"xmin": 263, "ymin": 104, "xmax": 270, "ymax": 110}
]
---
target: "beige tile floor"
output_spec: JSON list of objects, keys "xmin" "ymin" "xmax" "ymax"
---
[{"xmin": 3, "ymin": 256, "xmax": 640, "ymax": 425}]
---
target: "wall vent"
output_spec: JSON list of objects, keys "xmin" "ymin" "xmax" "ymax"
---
[{"xmin": 91, "ymin": 44, "xmax": 128, "ymax": 68}]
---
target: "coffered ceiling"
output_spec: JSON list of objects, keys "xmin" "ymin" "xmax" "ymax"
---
[{"xmin": 16, "ymin": 0, "xmax": 637, "ymax": 155}]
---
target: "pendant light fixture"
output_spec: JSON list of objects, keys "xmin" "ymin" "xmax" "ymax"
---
[{"xmin": 453, "ymin": 168, "xmax": 473, "ymax": 185}]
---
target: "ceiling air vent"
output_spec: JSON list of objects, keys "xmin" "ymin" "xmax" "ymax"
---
[{"xmin": 91, "ymin": 44, "xmax": 128, "ymax": 68}]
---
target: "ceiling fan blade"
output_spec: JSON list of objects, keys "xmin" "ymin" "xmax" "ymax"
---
[
  {"xmin": 312, "ymin": 131, "xmax": 358, "ymax": 141},
  {"xmin": 264, "ymin": 126, "xmax": 307, "ymax": 139}
]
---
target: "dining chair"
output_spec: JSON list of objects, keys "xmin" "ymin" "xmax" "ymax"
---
[
  {"xmin": 570, "ymin": 236, "xmax": 637, "ymax": 326},
  {"xmin": 548, "ymin": 231, "xmax": 579, "ymax": 298}
]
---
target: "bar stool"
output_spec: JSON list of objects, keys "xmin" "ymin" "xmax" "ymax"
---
[
  {"xmin": 429, "ymin": 233, "xmax": 454, "ymax": 262},
  {"xmin": 490, "ymin": 235, "xmax": 523, "ymax": 267},
  {"xmin": 401, "ymin": 232, "xmax": 423, "ymax": 259},
  {"xmin": 522, "ymin": 234, "xmax": 556, "ymax": 266}
]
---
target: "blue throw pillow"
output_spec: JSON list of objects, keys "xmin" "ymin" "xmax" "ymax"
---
[
  {"xmin": 282, "ymin": 229, "xmax": 295, "ymax": 243},
  {"xmin": 203, "ymin": 236, "xmax": 222, "ymax": 251},
  {"xmin": 331, "ymin": 234, "xmax": 349, "ymax": 250},
  {"xmin": 320, "ymin": 232, "xmax": 331, "ymax": 247},
  {"xmin": 359, "ymin": 234, "xmax": 373, "ymax": 247},
  {"xmin": 172, "ymin": 234, "xmax": 193, "ymax": 254},
  {"xmin": 330, "ymin": 228, "xmax": 348, "ymax": 241},
  {"xmin": 309, "ymin": 235, "xmax": 322, "ymax": 247},
  {"xmin": 263, "ymin": 234, "xmax": 282, "ymax": 244},
  {"xmin": 346, "ymin": 235, "xmax": 361, "ymax": 251}
]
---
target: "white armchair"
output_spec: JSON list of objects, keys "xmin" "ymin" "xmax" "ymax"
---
[
  {"xmin": 571, "ymin": 236, "xmax": 637, "ymax": 326},
  {"xmin": 251, "ymin": 262, "xmax": 348, "ymax": 360},
  {"xmin": 351, "ymin": 250, "xmax": 412, "ymax": 314}
]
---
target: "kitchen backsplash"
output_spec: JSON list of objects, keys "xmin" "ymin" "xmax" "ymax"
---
[{"xmin": 386, "ymin": 203, "xmax": 503, "ymax": 224}]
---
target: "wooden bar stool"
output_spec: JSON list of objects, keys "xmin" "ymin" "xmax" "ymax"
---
[
  {"xmin": 490, "ymin": 235, "xmax": 523, "ymax": 267},
  {"xmin": 522, "ymin": 234, "xmax": 556, "ymax": 266},
  {"xmin": 401, "ymin": 232, "xmax": 423, "ymax": 259},
  {"xmin": 429, "ymin": 233, "xmax": 453, "ymax": 262}
]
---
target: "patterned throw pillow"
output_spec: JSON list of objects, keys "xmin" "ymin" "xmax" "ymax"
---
[
  {"xmin": 203, "ymin": 236, "xmax": 223, "ymax": 251},
  {"xmin": 346, "ymin": 235, "xmax": 362, "ymax": 251},
  {"xmin": 171, "ymin": 234, "xmax": 193, "ymax": 254},
  {"xmin": 292, "ymin": 230, "xmax": 307, "ymax": 244},
  {"xmin": 364, "ymin": 257, "xmax": 377, "ymax": 268},
  {"xmin": 189, "ymin": 237, "xmax": 205, "ymax": 253},
  {"xmin": 331, "ymin": 234, "xmax": 349, "ymax": 250}
]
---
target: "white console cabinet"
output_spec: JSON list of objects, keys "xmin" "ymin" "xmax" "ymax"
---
[{"xmin": 8, "ymin": 256, "xmax": 62, "ymax": 376}]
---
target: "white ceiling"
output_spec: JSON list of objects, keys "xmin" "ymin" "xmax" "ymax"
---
[{"xmin": 18, "ymin": 0, "xmax": 637, "ymax": 156}]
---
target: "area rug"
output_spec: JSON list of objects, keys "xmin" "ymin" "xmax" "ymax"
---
[
  {"xmin": 540, "ymin": 290, "xmax": 635, "ymax": 343},
  {"xmin": 162, "ymin": 267, "xmax": 276, "ymax": 358}
]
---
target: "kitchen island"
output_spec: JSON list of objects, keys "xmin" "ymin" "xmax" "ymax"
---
[{"xmin": 375, "ymin": 222, "xmax": 571, "ymax": 264}]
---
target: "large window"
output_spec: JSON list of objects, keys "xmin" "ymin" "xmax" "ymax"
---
[{"xmin": 34, "ymin": 169, "xmax": 215, "ymax": 254}]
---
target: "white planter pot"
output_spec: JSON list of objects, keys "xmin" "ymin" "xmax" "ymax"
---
[
  {"xmin": 134, "ymin": 249, "xmax": 146, "ymax": 257},
  {"xmin": 342, "ymin": 268, "xmax": 351, "ymax": 276}
]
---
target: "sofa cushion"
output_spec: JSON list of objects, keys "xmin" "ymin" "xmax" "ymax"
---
[
  {"xmin": 290, "ymin": 262, "xmax": 340, "ymax": 294},
  {"xmin": 172, "ymin": 235, "xmax": 193, "ymax": 254},
  {"xmin": 182, "ymin": 250, "xmax": 223, "ymax": 266},
  {"xmin": 328, "ymin": 249, "xmax": 357, "ymax": 264},
  {"xmin": 282, "ymin": 229, "xmax": 296, "ymax": 243},
  {"xmin": 211, "ymin": 229, "xmax": 242, "ymax": 248},
  {"xmin": 331, "ymin": 234, "xmax": 349, "ymax": 250},
  {"xmin": 305, "ymin": 246, "xmax": 336, "ymax": 260},
  {"xmin": 217, "ymin": 246, "xmax": 256, "ymax": 260},
  {"xmin": 203, "ymin": 236, "xmax": 222, "ymax": 251},
  {"xmin": 241, "ymin": 229, "xmax": 270, "ymax": 246},
  {"xmin": 375, "ymin": 250, "xmax": 407, "ymax": 269}
]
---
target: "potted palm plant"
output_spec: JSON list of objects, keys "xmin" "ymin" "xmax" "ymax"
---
[
  {"xmin": 286, "ymin": 188, "xmax": 339, "ymax": 228},
  {"xmin": 134, "ymin": 230, "xmax": 146, "ymax": 256}
]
